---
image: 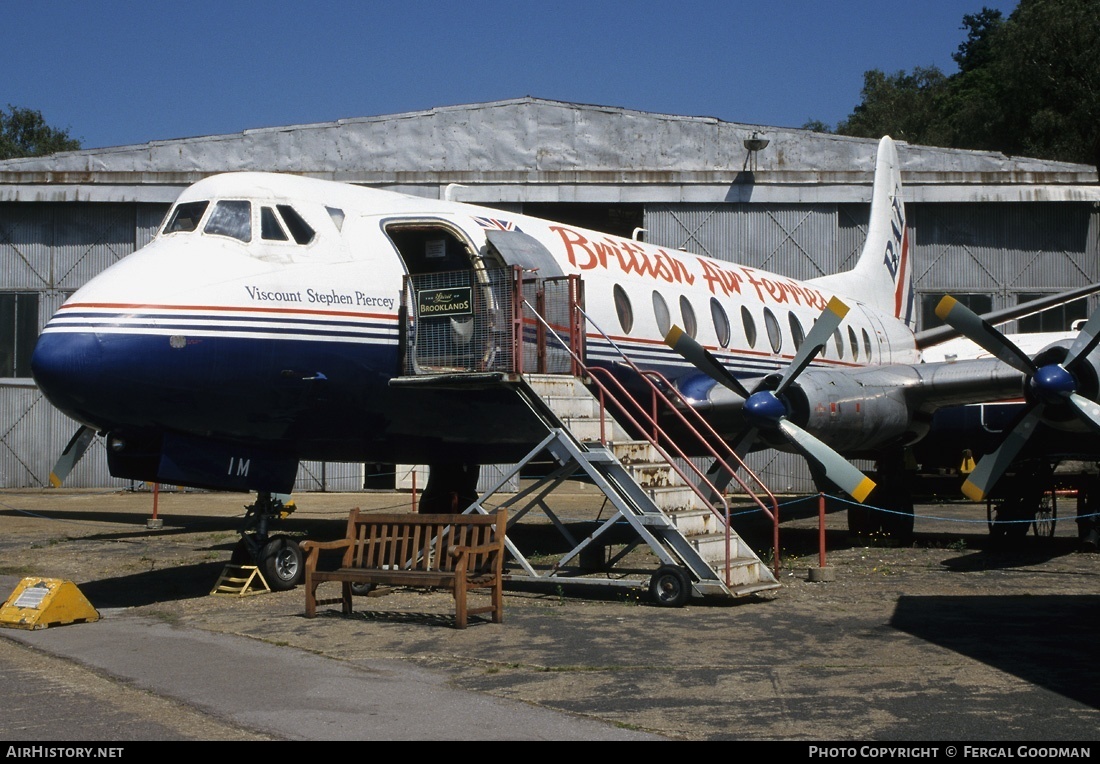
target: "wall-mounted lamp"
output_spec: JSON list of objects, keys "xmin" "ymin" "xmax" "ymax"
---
[
  {"xmin": 743, "ymin": 132, "xmax": 770, "ymax": 152},
  {"xmin": 743, "ymin": 132, "xmax": 770, "ymax": 171}
]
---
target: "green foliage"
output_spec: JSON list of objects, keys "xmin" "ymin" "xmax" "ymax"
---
[
  {"xmin": 829, "ymin": 0, "xmax": 1100, "ymax": 167},
  {"xmin": 0, "ymin": 105, "xmax": 81, "ymax": 160},
  {"xmin": 801, "ymin": 119, "xmax": 833, "ymax": 134}
]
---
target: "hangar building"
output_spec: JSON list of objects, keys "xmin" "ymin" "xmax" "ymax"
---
[{"xmin": 2, "ymin": 97, "xmax": 1098, "ymax": 492}]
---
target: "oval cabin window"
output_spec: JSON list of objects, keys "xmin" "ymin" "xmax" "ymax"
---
[
  {"xmin": 613, "ymin": 284, "xmax": 634, "ymax": 333},
  {"xmin": 652, "ymin": 291, "xmax": 671, "ymax": 338},
  {"xmin": 711, "ymin": 298, "xmax": 731, "ymax": 348}
]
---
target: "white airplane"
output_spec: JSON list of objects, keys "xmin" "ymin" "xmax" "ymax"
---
[{"xmin": 30, "ymin": 136, "xmax": 1100, "ymax": 586}]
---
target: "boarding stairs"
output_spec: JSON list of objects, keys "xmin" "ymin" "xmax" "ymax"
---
[{"xmin": 467, "ymin": 372, "xmax": 781, "ymax": 603}]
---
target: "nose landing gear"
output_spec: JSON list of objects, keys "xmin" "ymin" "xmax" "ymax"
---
[{"xmin": 229, "ymin": 491, "xmax": 304, "ymax": 591}]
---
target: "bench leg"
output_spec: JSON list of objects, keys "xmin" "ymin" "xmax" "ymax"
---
[
  {"xmin": 341, "ymin": 581, "xmax": 354, "ymax": 614},
  {"xmin": 304, "ymin": 573, "xmax": 317, "ymax": 618},
  {"xmin": 454, "ymin": 579, "xmax": 468, "ymax": 629},
  {"xmin": 491, "ymin": 582, "xmax": 503, "ymax": 624}
]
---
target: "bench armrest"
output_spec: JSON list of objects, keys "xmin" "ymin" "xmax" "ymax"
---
[
  {"xmin": 300, "ymin": 538, "xmax": 353, "ymax": 569},
  {"xmin": 447, "ymin": 542, "xmax": 501, "ymax": 558}
]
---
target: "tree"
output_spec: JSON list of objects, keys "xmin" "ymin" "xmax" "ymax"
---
[
  {"xmin": 992, "ymin": 0, "xmax": 1100, "ymax": 167},
  {"xmin": 833, "ymin": 0, "xmax": 1100, "ymax": 167},
  {"xmin": 0, "ymin": 105, "xmax": 81, "ymax": 160},
  {"xmin": 834, "ymin": 67, "xmax": 950, "ymax": 146},
  {"xmin": 952, "ymin": 7, "xmax": 1005, "ymax": 74}
]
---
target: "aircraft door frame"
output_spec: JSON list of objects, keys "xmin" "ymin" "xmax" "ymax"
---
[{"xmin": 384, "ymin": 218, "xmax": 501, "ymax": 374}]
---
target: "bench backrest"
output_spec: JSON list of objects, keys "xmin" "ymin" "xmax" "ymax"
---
[{"xmin": 342, "ymin": 509, "xmax": 506, "ymax": 574}]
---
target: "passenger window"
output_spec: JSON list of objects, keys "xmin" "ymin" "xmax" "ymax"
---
[
  {"xmin": 710, "ymin": 298, "xmax": 730, "ymax": 348},
  {"xmin": 277, "ymin": 205, "xmax": 315, "ymax": 244},
  {"xmin": 848, "ymin": 327, "xmax": 859, "ymax": 361},
  {"xmin": 833, "ymin": 328, "xmax": 844, "ymax": 359},
  {"xmin": 788, "ymin": 313, "xmax": 805, "ymax": 352},
  {"xmin": 204, "ymin": 200, "xmax": 251, "ymax": 242},
  {"xmin": 741, "ymin": 306, "xmax": 757, "ymax": 349},
  {"xmin": 863, "ymin": 328, "xmax": 873, "ymax": 361},
  {"xmin": 652, "ymin": 291, "xmax": 671, "ymax": 338},
  {"xmin": 164, "ymin": 201, "xmax": 209, "ymax": 234},
  {"xmin": 679, "ymin": 296, "xmax": 697, "ymax": 339},
  {"xmin": 261, "ymin": 207, "xmax": 288, "ymax": 241},
  {"xmin": 764, "ymin": 308, "xmax": 782, "ymax": 354},
  {"xmin": 613, "ymin": 284, "xmax": 634, "ymax": 333}
]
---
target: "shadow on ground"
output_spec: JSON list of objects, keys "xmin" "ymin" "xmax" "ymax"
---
[{"xmin": 891, "ymin": 594, "xmax": 1100, "ymax": 709}]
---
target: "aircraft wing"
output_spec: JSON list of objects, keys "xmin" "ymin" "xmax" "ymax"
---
[{"xmin": 670, "ymin": 294, "xmax": 1100, "ymax": 504}]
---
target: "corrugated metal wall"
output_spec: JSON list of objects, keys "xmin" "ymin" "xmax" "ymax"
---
[
  {"xmin": 646, "ymin": 203, "xmax": 844, "ymax": 279},
  {"xmin": 908, "ymin": 202, "xmax": 1099, "ymax": 328},
  {"xmin": 1, "ymin": 202, "xmax": 144, "ymax": 489}
]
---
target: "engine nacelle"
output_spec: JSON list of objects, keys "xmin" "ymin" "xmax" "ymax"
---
[{"xmin": 786, "ymin": 368, "xmax": 925, "ymax": 455}]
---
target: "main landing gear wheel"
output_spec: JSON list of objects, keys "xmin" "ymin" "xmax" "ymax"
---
[
  {"xmin": 260, "ymin": 536, "xmax": 304, "ymax": 591},
  {"xmin": 1033, "ymin": 493, "xmax": 1057, "ymax": 538},
  {"xmin": 649, "ymin": 565, "xmax": 691, "ymax": 608}
]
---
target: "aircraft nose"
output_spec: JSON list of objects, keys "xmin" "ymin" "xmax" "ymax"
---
[{"xmin": 30, "ymin": 331, "xmax": 106, "ymax": 424}]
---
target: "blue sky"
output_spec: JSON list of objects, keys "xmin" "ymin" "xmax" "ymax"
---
[{"xmin": 6, "ymin": 1, "xmax": 1019, "ymax": 150}]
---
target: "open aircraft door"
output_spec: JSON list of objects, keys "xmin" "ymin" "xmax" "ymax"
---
[{"xmin": 388, "ymin": 220, "xmax": 503, "ymax": 374}]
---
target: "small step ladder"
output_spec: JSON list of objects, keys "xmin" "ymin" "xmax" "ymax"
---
[{"xmin": 210, "ymin": 565, "xmax": 271, "ymax": 597}]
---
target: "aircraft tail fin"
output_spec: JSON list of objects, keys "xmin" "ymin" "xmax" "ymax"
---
[{"xmin": 809, "ymin": 136, "xmax": 915, "ymax": 328}]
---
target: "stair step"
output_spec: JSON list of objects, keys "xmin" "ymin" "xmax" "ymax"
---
[
  {"xmin": 540, "ymin": 395, "xmax": 600, "ymax": 418},
  {"xmin": 689, "ymin": 533, "xmax": 760, "ymax": 565},
  {"xmin": 611, "ymin": 440, "xmax": 665, "ymax": 464},
  {"xmin": 662, "ymin": 508, "xmax": 719, "ymax": 535},
  {"xmin": 644, "ymin": 485, "xmax": 703, "ymax": 513},
  {"xmin": 560, "ymin": 417, "xmax": 615, "ymax": 442},
  {"xmin": 523, "ymin": 374, "xmax": 587, "ymax": 396},
  {"xmin": 621, "ymin": 461, "xmax": 688, "ymax": 488}
]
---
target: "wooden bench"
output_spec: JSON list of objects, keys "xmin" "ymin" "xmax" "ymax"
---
[{"xmin": 301, "ymin": 508, "xmax": 507, "ymax": 629}]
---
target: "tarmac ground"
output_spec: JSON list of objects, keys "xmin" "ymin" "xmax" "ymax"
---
[{"xmin": 1, "ymin": 484, "xmax": 1099, "ymax": 742}]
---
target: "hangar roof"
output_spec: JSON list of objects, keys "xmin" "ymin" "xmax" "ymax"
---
[{"xmin": 1, "ymin": 97, "xmax": 1096, "ymax": 205}]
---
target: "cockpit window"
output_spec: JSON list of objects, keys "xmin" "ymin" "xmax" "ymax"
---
[
  {"xmin": 164, "ymin": 201, "xmax": 209, "ymax": 233},
  {"xmin": 205, "ymin": 200, "xmax": 252, "ymax": 242},
  {"xmin": 261, "ymin": 207, "xmax": 288, "ymax": 241},
  {"xmin": 277, "ymin": 205, "xmax": 315, "ymax": 244}
]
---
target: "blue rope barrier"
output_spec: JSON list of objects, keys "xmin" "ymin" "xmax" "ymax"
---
[{"xmin": 769, "ymin": 492, "xmax": 1100, "ymax": 526}]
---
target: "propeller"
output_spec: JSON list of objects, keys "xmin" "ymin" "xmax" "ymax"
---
[
  {"xmin": 49, "ymin": 425, "xmax": 96, "ymax": 487},
  {"xmin": 665, "ymin": 296, "xmax": 876, "ymax": 503},
  {"xmin": 934, "ymin": 295, "xmax": 1100, "ymax": 501}
]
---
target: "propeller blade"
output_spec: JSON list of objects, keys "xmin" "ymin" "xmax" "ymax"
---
[
  {"xmin": 664, "ymin": 325, "xmax": 752, "ymax": 398},
  {"xmin": 1064, "ymin": 305, "xmax": 1100, "ymax": 370},
  {"xmin": 1068, "ymin": 392, "xmax": 1100, "ymax": 431},
  {"xmin": 775, "ymin": 296, "xmax": 850, "ymax": 394},
  {"xmin": 777, "ymin": 419, "xmax": 876, "ymax": 503},
  {"xmin": 960, "ymin": 405, "xmax": 1044, "ymax": 502},
  {"xmin": 732, "ymin": 427, "xmax": 759, "ymax": 461},
  {"xmin": 49, "ymin": 425, "xmax": 95, "ymax": 488},
  {"xmin": 934, "ymin": 296, "xmax": 1036, "ymax": 375}
]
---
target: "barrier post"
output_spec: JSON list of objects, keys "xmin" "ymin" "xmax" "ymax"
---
[{"xmin": 808, "ymin": 492, "xmax": 835, "ymax": 582}]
